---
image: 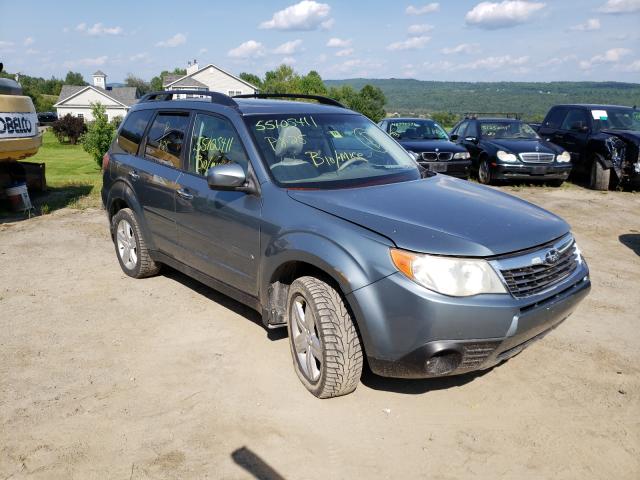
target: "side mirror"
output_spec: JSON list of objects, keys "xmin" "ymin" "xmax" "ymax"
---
[
  {"xmin": 465, "ymin": 136, "xmax": 478, "ymax": 143},
  {"xmin": 206, "ymin": 163, "xmax": 248, "ymax": 191},
  {"xmin": 450, "ymin": 134, "xmax": 459, "ymax": 141}
]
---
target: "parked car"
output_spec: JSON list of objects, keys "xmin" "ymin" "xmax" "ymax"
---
[
  {"xmin": 536, "ymin": 104, "xmax": 640, "ymax": 190},
  {"xmin": 102, "ymin": 91, "xmax": 590, "ymax": 398},
  {"xmin": 450, "ymin": 117, "xmax": 572, "ymax": 186},
  {"xmin": 37, "ymin": 111, "xmax": 58, "ymax": 125},
  {"xmin": 378, "ymin": 118, "xmax": 471, "ymax": 178}
]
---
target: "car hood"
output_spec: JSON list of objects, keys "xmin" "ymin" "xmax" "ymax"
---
[
  {"xmin": 485, "ymin": 139, "xmax": 559, "ymax": 154},
  {"xmin": 601, "ymin": 129, "xmax": 640, "ymax": 144},
  {"xmin": 398, "ymin": 139, "xmax": 466, "ymax": 153},
  {"xmin": 288, "ymin": 175, "xmax": 569, "ymax": 257}
]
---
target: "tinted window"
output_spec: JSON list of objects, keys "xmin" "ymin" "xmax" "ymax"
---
[
  {"xmin": 453, "ymin": 121, "xmax": 468, "ymax": 139},
  {"xmin": 189, "ymin": 114, "xmax": 249, "ymax": 176},
  {"xmin": 118, "ymin": 110, "xmax": 154, "ymax": 155},
  {"xmin": 388, "ymin": 120, "xmax": 448, "ymax": 140},
  {"xmin": 479, "ymin": 121, "xmax": 539, "ymax": 139},
  {"xmin": 544, "ymin": 107, "xmax": 567, "ymax": 129},
  {"xmin": 144, "ymin": 112, "xmax": 190, "ymax": 168},
  {"xmin": 561, "ymin": 109, "xmax": 589, "ymax": 131},
  {"xmin": 466, "ymin": 121, "xmax": 479, "ymax": 138}
]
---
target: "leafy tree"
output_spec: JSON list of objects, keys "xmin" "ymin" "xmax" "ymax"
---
[
  {"xmin": 52, "ymin": 114, "xmax": 86, "ymax": 144},
  {"xmin": 430, "ymin": 111, "xmax": 459, "ymax": 129},
  {"xmin": 239, "ymin": 72, "xmax": 262, "ymax": 90},
  {"xmin": 110, "ymin": 116, "xmax": 124, "ymax": 129},
  {"xmin": 81, "ymin": 103, "xmax": 115, "ymax": 166},
  {"xmin": 299, "ymin": 70, "xmax": 327, "ymax": 96},
  {"xmin": 64, "ymin": 71, "xmax": 87, "ymax": 86},
  {"xmin": 150, "ymin": 67, "xmax": 188, "ymax": 92},
  {"xmin": 262, "ymin": 65, "xmax": 301, "ymax": 93},
  {"xmin": 125, "ymin": 74, "xmax": 151, "ymax": 95}
]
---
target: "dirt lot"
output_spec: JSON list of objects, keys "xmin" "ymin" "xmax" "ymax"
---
[{"xmin": 1, "ymin": 184, "xmax": 639, "ymax": 479}]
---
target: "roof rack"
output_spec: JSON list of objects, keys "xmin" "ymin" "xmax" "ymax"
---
[
  {"xmin": 233, "ymin": 92, "xmax": 345, "ymax": 108},
  {"xmin": 138, "ymin": 90, "xmax": 238, "ymax": 108},
  {"xmin": 464, "ymin": 112, "xmax": 521, "ymax": 120}
]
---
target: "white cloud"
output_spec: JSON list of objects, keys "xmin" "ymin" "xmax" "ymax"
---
[
  {"xmin": 537, "ymin": 54, "xmax": 577, "ymax": 67},
  {"xmin": 570, "ymin": 18, "xmax": 601, "ymax": 31},
  {"xmin": 580, "ymin": 47, "xmax": 632, "ymax": 69},
  {"xmin": 616, "ymin": 59, "xmax": 640, "ymax": 71},
  {"xmin": 260, "ymin": 1, "xmax": 332, "ymax": 30},
  {"xmin": 423, "ymin": 60, "xmax": 457, "ymax": 71},
  {"xmin": 273, "ymin": 39, "xmax": 304, "ymax": 55},
  {"xmin": 326, "ymin": 37, "xmax": 351, "ymax": 48},
  {"xmin": 387, "ymin": 36, "xmax": 431, "ymax": 51},
  {"xmin": 330, "ymin": 58, "xmax": 384, "ymax": 76},
  {"xmin": 129, "ymin": 52, "xmax": 151, "ymax": 62},
  {"xmin": 26, "ymin": 48, "xmax": 39, "ymax": 55},
  {"xmin": 407, "ymin": 24, "xmax": 434, "ymax": 35},
  {"xmin": 598, "ymin": 0, "xmax": 640, "ymax": 13},
  {"xmin": 0, "ymin": 40, "xmax": 15, "ymax": 51},
  {"xmin": 406, "ymin": 3, "xmax": 440, "ymax": 15},
  {"xmin": 281, "ymin": 56, "xmax": 297, "ymax": 65},
  {"xmin": 63, "ymin": 56, "xmax": 108, "ymax": 68},
  {"xmin": 23, "ymin": 37, "xmax": 35, "ymax": 46},
  {"xmin": 441, "ymin": 43, "xmax": 481, "ymax": 54},
  {"xmin": 227, "ymin": 40, "xmax": 266, "ymax": 59},
  {"xmin": 336, "ymin": 48, "xmax": 354, "ymax": 57},
  {"xmin": 462, "ymin": 55, "xmax": 530, "ymax": 70},
  {"xmin": 76, "ymin": 22, "xmax": 123, "ymax": 36},
  {"xmin": 155, "ymin": 33, "xmax": 187, "ymax": 48},
  {"xmin": 465, "ymin": 1, "xmax": 546, "ymax": 29},
  {"xmin": 198, "ymin": 48, "xmax": 208, "ymax": 55}
]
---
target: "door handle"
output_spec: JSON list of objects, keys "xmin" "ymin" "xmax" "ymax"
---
[
  {"xmin": 177, "ymin": 188, "xmax": 194, "ymax": 200},
  {"xmin": 128, "ymin": 170, "xmax": 140, "ymax": 181}
]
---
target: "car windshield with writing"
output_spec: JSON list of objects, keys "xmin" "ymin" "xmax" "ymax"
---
[
  {"xmin": 245, "ymin": 113, "xmax": 420, "ymax": 188},
  {"xmin": 593, "ymin": 108, "xmax": 640, "ymax": 132},
  {"xmin": 479, "ymin": 121, "xmax": 539, "ymax": 140},
  {"xmin": 389, "ymin": 119, "xmax": 449, "ymax": 141}
]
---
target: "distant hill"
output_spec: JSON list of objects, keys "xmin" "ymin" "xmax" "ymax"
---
[{"xmin": 325, "ymin": 79, "xmax": 640, "ymax": 121}]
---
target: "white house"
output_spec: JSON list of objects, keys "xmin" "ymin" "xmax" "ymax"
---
[
  {"xmin": 54, "ymin": 71, "xmax": 138, "ymax": 122},
  {"xmin": 162, "ymin": 60, "xmax": 259, "ymax": 98}
]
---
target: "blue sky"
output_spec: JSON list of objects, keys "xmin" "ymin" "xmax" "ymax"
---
[{"xmin": 1, "ymin": 0, "xmax": 639, "ymax": 83}]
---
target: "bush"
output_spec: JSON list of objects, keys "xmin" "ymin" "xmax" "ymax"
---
[
  {"xmin": 82, "ymin": 103, "xmax": 115, "ymax": 167},
  {"xmin": 110, "ymin": 116, "xmax": 123, "ymax": 129},
  {"xmin": 51, "ymin": 114, "xmax": 86, "ymax": 144}
]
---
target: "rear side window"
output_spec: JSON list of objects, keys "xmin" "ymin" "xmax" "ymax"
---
[
  {"xmin": 453, "ymin": 121, "xmax": 468, "ymax": 138},
  {"xmin": 117, "ymin": 110, "xmax": 154, "ymax": 155},
  {"xmin": 544, "ymin": 107, "xmax": 568, "ymax": 129},
  {"xmin": 144, "ymin": 112, "xmax": 191, "ymax": 168}
]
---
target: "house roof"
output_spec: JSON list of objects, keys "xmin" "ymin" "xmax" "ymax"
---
[
  {"xmin": 164, "ymin": 64, "xmax": 259, "ymax": 91},
  {"xmin": 162, "ymin": 74, "xmax": 182, "ymax": 87},
  {"xmin": 170, "ymin": 77, "xmax": 207, "ymax": 88},
  {"xmin": 93, "ymin": 70, "xmax": 106, "ymax": 76},
  {"xmin": 55, "ymin": 85, "xmax": 138, "ymax": 107}
]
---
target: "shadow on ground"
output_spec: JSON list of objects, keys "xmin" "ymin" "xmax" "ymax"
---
[
  {"xmin": 0, "ymin": 184, "xmax": 95, "ymax": 223},
  {"xmin": 619, "ymin": 233, "xmax": 640, "ymax": 256},
  {"xmin": 232, "ymin": 446, "xmax": 286, "ymax": 480}
]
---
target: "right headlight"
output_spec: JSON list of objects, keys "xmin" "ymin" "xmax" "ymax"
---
[
  {"xmin": 497, "ymin": 150, "xmax": 518, "ymax": 162},
  {"xmin": 453, "ymin": 151, "xmax": 471, "ymax": 160},
  {"xmin": 390, "ymin": 249, "xmax": 507, "ymax": 297},
  {"xmin": 557, "ymin": 151, "xmax": 571, "ymax": 162}
]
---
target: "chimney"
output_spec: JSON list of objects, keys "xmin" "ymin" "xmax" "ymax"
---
[
  {"xmin": 187, "ymin": 59, "xmax": 199, "ymax": 75},
  {"xmin": 93, "ymin": 70, "xmax": 107, "ymax": 89}
]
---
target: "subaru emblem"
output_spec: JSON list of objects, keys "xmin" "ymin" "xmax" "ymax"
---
[{"xmin": 545, "ymin": 249, "xmax": 560, "ymax": 265}]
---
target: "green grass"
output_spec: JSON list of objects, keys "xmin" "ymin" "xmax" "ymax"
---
[{"xmin": 1, "ymin": 130, "xmax": 103, "ymax": 218}]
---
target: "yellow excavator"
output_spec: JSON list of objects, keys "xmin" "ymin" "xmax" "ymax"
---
[{"xmin": 0, "ymin": 62, "xmax": 44, "ymax": 211}]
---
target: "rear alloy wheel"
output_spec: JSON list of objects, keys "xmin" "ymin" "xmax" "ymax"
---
[
  {"xmin": 287, "ymin": 276, "xmax": 363, "ymax": 398},
  {"xmin": 111, "ymin": 208, "xmax": 160, "ymax": 279},
  {"xmin": 590, "ymin": 154, "xmax": 611, "ymax": 191},
  {"xmin": 478, "ymin": 158, "xmax": 493, "ymax": 185}
]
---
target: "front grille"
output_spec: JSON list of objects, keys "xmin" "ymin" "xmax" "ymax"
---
[
  {"xmin": 500, "ymin": 243, "xmax": 579, "ymax": 298},
  {"xmin": 519, "ymin": 152, "xmax": 555, "ymax": 163},
  {"xmin": 422, "ymin": 151, "xmax": 454, "ymax": 161}
]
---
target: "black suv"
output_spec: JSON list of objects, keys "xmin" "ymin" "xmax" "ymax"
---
[
  {"xmin": 378, "ymin": 118, "xmax": 471, "ymax": 178},
  {"xmin": 450, "ymin": 117, "xmax": 572, "ymax": 186},
  {"xmin": 536, "ymin": 104, "xmax": 640, "ymax": 190}
]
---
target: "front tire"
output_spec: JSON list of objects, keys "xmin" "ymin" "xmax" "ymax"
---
[
  {"xmin": 111, "ymin": 208, "xmax": 160, "ymax": 278},
  {"xmin": 590, "ymin": 155, "xmax": 611, "ymax": 191},
  {"xmin": 287, "ymin": 276, "xmax": 363, "ymax": 398},
  {"xmin": 478, "ymin": 158, "xmax": 493, "ymax": 185}
]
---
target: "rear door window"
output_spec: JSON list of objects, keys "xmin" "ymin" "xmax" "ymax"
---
[
  {"xmin": 188, "ymin": 113, "xmax": 249, "ymax": 176},
  {"xmin": 117, "ymin": 109, "xmax": 154, "ymax": 155},
  {"xmin": 144, "ymin": 112, "xmax": 191, "ymax": 168}
]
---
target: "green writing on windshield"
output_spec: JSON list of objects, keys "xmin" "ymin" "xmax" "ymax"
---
[
  {"xmin": 254, "ymin": 116, "xmax": 318, "ymax": 132},
  {"xmin": 304, "ymin": 150, "xmax": 365, "ymax": 167}
]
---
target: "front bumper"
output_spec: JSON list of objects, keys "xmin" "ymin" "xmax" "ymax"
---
[
  {"xmin": 492, "ymin": 162, "xmax": 571, "ymax": 180},
  {"xmin": 347, "ymin": 259, "xmax": 590, "ymax": 379},
  {"xmin": 420, "ymin": 159, "xmax": 471, "ymax": 178}
]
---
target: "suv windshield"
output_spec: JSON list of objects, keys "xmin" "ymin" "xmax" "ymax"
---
[
  {"xmin": 593, "ymin": 107, "xmax": 640, "ymax": 131},
  {"xmin": 479, "ymin": 121, "xmax": 539, "ymax": 140},
  {"xmin": 389, "ymin": 119, "xmax": 449, "ymax": 140},
  {"xmin": 246, "ymin": 113, "xmax": 420, "ymax": 188}
]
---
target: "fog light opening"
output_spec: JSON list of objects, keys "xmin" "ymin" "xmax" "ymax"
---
[{"xmin": 425, "ymin": 350, "xmax": 462, "ymax": 376}]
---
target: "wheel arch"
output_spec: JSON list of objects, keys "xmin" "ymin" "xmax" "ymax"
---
[{"xmin": 105, "ymin": 181, "xmax": 154, "ymax": 249}]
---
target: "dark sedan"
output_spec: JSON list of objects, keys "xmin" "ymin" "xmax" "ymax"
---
[
  {"xmin": 450, "ymin": 118, "xmax": 572, "ymax": 186},
  {"xmin": 379, "ymin": 118, "xmax": 471, "ymax": 179}
]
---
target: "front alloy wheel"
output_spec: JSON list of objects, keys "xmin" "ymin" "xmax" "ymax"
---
[
  {"xmin": 116, "ymin": 219, "xmax": 138, "ymax": 270},
  {"xmin": 290, "ymin": 295, "xmax": 323, "ymax": 382},
  {"xmin": 478, "ymin": 159, "xmax": 492, "ymax": 185}
]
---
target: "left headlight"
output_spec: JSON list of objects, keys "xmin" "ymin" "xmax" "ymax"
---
[
  {"xmin": 453, "ymin": 151, "xmax": 470, "ymax": 160},
  {"xmin": 557, "ymin": 151, "xmax": 571, "ymax": 162},
  {"xmin": 390, "ymin": 249, "xmax": 507, "ymax": 297}
]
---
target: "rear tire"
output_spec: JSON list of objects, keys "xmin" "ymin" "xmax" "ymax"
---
[
  {"xmin": 287, "ymin": 276, "xmax": 363, "ymax": 398},
  {"xmin": 590, "ymin": 155, "xmax": 611, "ymax": 191},
  {"xmin": 111, "ymin": 208, "xmax": 160, "ymax": 279}
]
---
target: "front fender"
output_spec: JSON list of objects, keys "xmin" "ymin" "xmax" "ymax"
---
[{"xmin": 106, "ymin": 181, "xmax": 155, "ymax": 250}]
